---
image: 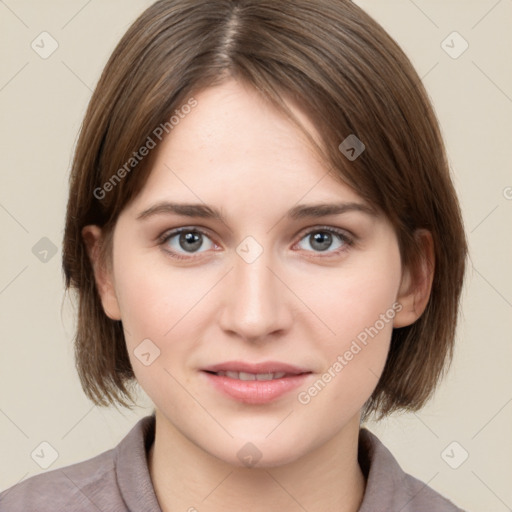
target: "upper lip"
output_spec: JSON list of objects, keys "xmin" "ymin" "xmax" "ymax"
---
[{"xmin": 201, "ymin": 360, "xmax": 311, "ymax": 375}]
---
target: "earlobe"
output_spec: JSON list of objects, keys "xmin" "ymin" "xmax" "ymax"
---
[
  {"xmin": 393, "ymin": 230, "xmax": 435, "ymax": 328},
  {"xmin": 81, "ymin": 225, "xmax": 122, "ymax": 321}
]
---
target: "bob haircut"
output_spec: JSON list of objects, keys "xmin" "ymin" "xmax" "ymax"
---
[{"xmin": 62, "ymin": 0, "xmax": 467, "ymax": 422}]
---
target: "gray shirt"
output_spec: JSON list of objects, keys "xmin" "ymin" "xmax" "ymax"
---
[{"xmin": 0, "ymin": 414, "xmax": 466, "ymax": 511}]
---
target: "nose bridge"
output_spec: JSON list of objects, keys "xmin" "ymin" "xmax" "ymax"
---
[{"xmin": 219, "ymin": 240, "xmax": 290, "ymax": 340}]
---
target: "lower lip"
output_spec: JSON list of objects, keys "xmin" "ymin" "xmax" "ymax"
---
[{"xmin": 201, "ymin": 371, "xmax": 312, "ymax": 404}]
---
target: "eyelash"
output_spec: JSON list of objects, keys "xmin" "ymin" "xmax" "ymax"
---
[{"xmin": 157, "ymin": 226, "xmax": 355, "ymax": 261}]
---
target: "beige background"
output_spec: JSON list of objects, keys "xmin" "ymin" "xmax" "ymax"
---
[{"xmin": 1, "ymin": 1, "xmax": 511, "ymax": 510}]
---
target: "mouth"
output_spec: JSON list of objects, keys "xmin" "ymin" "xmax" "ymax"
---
[
  {"xmin": 204, "ymin": 370, "xmax": 302, "ymax": 381},
  {"xmin": 200, "ymin": 361, "xmax": 313, "ymax": 404}
]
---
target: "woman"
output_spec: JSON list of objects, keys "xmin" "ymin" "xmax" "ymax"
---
[{"xmin": 0, "ymin": 1, "xmax": 467, "ymax": 510}]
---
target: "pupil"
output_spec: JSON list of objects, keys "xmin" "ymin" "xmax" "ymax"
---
[
  {"xmin": 180, "ymin": 231, "xmax": 202, "ymax": 252},
  {"xmin": 311, "ymin": 232, "xmax": 331, "ymax": 251}
]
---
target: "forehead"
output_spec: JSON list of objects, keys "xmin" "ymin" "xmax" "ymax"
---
[{"xmin": 127, "ymin": 79, "xmax": 366, "ymax": 213}]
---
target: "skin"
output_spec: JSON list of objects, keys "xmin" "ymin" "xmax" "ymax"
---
[{"xmin": 83, "ymin": 79, "xmax": 433, "ymax": 512}]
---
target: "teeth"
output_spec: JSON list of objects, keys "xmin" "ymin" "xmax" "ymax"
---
[
  {"xmin": 239, "ymin": 371, "xmax": 256, "ymax": 381},
  {"xmin": 256, "ymin": 373, "xmax": 274, "ymax": 381},
  {"xmin": 215, "ymin": 371, "xmax": 288, "ymax": 380}
]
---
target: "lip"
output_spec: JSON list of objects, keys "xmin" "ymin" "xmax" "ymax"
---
[
  {"xmin": 200, "ymin": 360, "xmax": 313, "ymax": 405},
  {"xmin": 201, "ymin": 360, "xmax": 311, "ymax": 375}
]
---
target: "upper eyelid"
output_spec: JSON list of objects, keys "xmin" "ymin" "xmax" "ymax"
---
[{"xmin": 159, "ymin": 226, "xmax": 219, "ymax": 245}]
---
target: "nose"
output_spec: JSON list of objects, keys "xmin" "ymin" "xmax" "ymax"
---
[{"xmin": 217, "ymin": 245, "xmax": 294, "ymax": 343}]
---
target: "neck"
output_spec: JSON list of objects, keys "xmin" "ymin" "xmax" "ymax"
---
[{"xmin": 147, "ymin": 410, "xmax": 366, "ymax": 512}]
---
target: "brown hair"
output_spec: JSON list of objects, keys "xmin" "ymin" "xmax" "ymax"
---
[{"xmin": 62, "ymin": 0, "xmax": 467, "ymax": 421}]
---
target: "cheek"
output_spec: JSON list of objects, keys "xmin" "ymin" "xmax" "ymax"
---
[
  {"xmin": 303, "ymin": 247, "xmax": 402, "ymax": 393},
  {"xmin": 111, "ymin": 251, "xmax": 235, "ymax": 400},
  {"xmin": 113, "ymin": 246, "xmax": 210, "ymax": 335},
  {"xmin": 308, "ymin": 249, "xmax": 401, "ymax": 343},
  {"xmin": 113, "ymin": 267, "xmax": 191, "ymax": 398}
]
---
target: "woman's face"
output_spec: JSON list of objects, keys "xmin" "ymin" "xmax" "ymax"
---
[{"xmin": 90, "ymin": 79, "xmax": 413, "ymax": 467}]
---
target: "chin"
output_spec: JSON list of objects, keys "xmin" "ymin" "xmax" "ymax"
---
[{"xmin": 205, "ymin": 435, "xmax": 310, "ymax": 469}]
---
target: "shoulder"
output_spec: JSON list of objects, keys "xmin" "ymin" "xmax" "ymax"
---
[
  {"xmin": 0, "ymin": 447, "xmax": 124, "ymax": 512},
  {"xmin": 0, "ymin": 414, "xmax": 157, "ymax": 512},
  {"xmin": 395, "ymin": 464, "xmax": 467, "ymax": 512},
  {"xmin": 358, "ymin": 427, "xmax": 468, "ymax": 512}
]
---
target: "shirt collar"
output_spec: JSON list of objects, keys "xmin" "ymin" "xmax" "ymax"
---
[
  {"xmin": 357, "ymin": 427, "xmax": 407, "ymax": 511},
  {"xmin": 115, "ymin": 412, "xmax": 161, "ymax": 511},
  {"xmin": 114, "ymin": 414, "xmax": 418, "ymax": 512}
]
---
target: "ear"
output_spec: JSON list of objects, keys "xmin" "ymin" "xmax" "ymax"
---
[
  {"xmin": 81, "ymin": 225, "xmax": 122, "ymax": 321},
  {"xmin": 393, "ymin": 229, "xmax": 435, "ymax": 328}
]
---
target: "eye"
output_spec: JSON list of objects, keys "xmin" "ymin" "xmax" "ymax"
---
[
  {"xmin": 158, "ymin": 225, "xmax": 354, "ymax": 261},
  {"xmin": 295, "ymin": 227, "xmax": 353, "ymax": 256},
  {"xmin": 158, "ymin": 227, "xmax": 216, "ymax": 259}
]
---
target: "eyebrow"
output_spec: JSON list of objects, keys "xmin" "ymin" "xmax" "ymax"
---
[{"xmin": 136, "ymin": 200, "xmax": 376, "ymax": 223}]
